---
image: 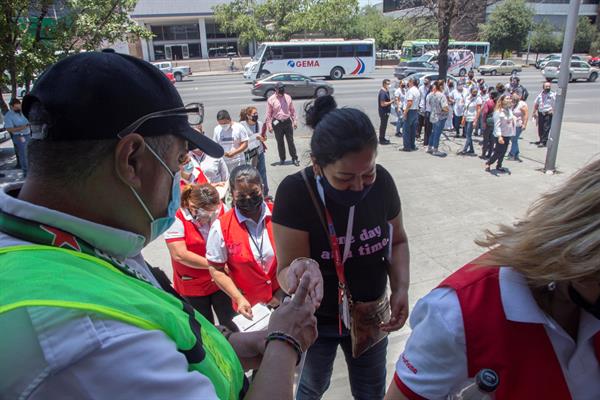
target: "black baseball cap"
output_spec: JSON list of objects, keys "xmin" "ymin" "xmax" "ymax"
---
[
  {"xmin": 22, "ymin": 50, "xmax": 224, "ymax": 158},
  {"xmin": 274, "ymin": 82, "xmax": 284, "ymax": 89}
]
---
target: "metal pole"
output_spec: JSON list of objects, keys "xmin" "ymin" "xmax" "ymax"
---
[{"xmin": 544, "ymin": 0, "xmax": 582, "ymax": 173}]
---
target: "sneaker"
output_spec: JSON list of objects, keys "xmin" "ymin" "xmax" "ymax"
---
[
  {"xmin": 293, "ymin": 159, "xmax": 300, "ymax": 166},
  {"xmin": 432, "ymin": 150, "xmax": 447, "ymax": 157},
  {"xmin": 426, "ymin": 147, "xmax": 433, "ymax": 154},
  {"xmin": 457, "ymin": 150, "xmax": 465, "ymax": 155},
  {"xmin": 514, "ymin": 156, "xmax": 523, "ymax": 163},
  {"xmin": 497, "ymin": 167, "xmax": 509, "ymax": 173},
  {"xmin": 399, "ymin": 148, "xmax": 412, "ymax": 152},
  {"xmin": 379, "ymin": 139, "xmax": 391, "ymax": 145},
  {"xmin": 279, "ymin": 160, "xmax": 286, "ymax": 166},
  {"xmin": 537, "ymin": 143, "xmax": 547, "ymax": 148},
  {"xmin": 395, "ymin": 132, "xmax": 402, "ymax": 137},
  {"xmin": 485, "ymin": 165, "xmax": 491, "ymax": 172}
]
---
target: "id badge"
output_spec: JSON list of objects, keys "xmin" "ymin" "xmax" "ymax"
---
[{"xmin": 341, "ymin": 291, "xmax": 351, "ymax": 329}]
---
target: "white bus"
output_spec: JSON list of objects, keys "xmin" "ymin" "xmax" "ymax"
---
[
  {"xmin": 243, "ymin": 39, "xmax": 376, "ymax": 81},
  {"xmin": 401, "ymin": 39, "xmax": 490, "ymax": 67}
]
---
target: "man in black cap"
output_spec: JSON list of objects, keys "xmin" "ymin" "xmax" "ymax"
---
[
  {"xmin": 0, "ymin": 50, "xmax": 322, "ymax": 399},
  {"xmin": 265, "ymin": 82, "xmax": 299, "ymax": 166}
]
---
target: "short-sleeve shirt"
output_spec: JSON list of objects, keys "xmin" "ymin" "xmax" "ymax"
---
[
  {"xmin": 240, "ymin": 120, "xmax": 263, "ymax": 152},
  {"xmin": 272, "ymin": 165, "xmax": 401, "ymax": 324},
  {"xmin": 378, "ymin": 89, "xmax": 391, "ymax": 114},
  {"xmin": 428, "ymin": 92, "xmax": 448, "ymax": 124},
  {"xmin": 463, "ymin": 95, "xmax": 482, "ymax": 122},
  {"xmin": 190, "ymin": 152, "xmax": 229, "ymax": 184},
  {"xmin": 493, "ymin": 109, "xmax": 516, "ymax": 138},
  {"xmin": 3, "ymin": 110, "xmax": 31, "ymax": 136},
  {"xmin": 212, "ymin": 122, "xmax": 249, "ymax": 167},
  {"xmin": 535, "ymin": 91, "xmax": 556, "ymax": 113},
  {"xmin": 451, "ymin": 89, "xmax": 467, "ymax": 116},
  {"xmin": 406, "ymin": 87, "xmax": 420, "ymax": 111},
  {"xmin": 394, "ymin": 88, "xmax": 406, "ymax": 110}
]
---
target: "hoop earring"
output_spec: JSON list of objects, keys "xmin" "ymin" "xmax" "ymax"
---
[{"xmin": 547, "ymin": 281, "xmax": 557, "ymax": 291}]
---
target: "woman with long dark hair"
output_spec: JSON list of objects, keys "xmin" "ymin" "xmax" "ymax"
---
[{"xmin": 273, "ymin": 95, "xmax": 410, "ymax": 400}]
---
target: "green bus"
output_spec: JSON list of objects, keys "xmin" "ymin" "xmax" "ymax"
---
[{"xmin": 401, "ymin": 39, "xmax": 490, "ymax": 67}]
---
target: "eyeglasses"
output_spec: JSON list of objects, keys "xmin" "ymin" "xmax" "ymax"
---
[{"xmin": 116, "ymin": 102, "xmax": 204, "ymax": 138}]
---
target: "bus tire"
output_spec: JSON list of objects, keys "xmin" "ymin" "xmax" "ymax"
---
[
  {"xmin": 459, "ymin": 68, "xmax": 467, "ymax": 77},
  {"xmin": 330, "ymin": 67, "xmax": 344, "ymax": 80},
  {"xmin": 257, "ymin": 70, "xmax": 270, "ymax": 79}
]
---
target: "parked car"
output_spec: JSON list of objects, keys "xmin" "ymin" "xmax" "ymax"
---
[
  {"xmin": 393, "ymin": 61, "xmax": 437, "ymax": 79},
  {"xmin": 152, "ymin": 61, "xmax": 192, "ymax": 82},
  {"xmin": 251, "ymin": 73, "xmax": 334, "ymax": 99},
  {"xmin": 536, "ymin": 54, "xmax": 586, "ymax": 70},
  {"xmin": 542, "ymin": 60, "xmax": 599, "ymax": 82},
  {"xmin": 478, "ymin": 60, "xmax": 521, "ymax": 76},
  {"xmin": 402, "ymin": 72, "xmax": 458, "ymax": 87}
]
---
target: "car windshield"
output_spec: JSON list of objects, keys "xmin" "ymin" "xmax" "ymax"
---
[{"xmin": 491, "ymin": 60, "xmax": 503, "ymax": 65}]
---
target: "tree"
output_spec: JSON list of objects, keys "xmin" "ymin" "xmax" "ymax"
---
[
  {"xmin": 530, "ymin": 18, "xmax": 560, "ymax": 56},
  {"xmin": 480, "ymin": 0, "xmax": 533, "ymax": 58},
  {"xmin": 573, "ymin": 16, "xmax": 596, "ymax": 53},
  {"xmin": 0, "ymin": 0, "xmax": 151, "ymax": 109}
]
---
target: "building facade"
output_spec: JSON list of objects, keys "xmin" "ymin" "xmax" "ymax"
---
[{"xmin": 129, "ymin": 0, "xmax": 252, "ymax": 62}]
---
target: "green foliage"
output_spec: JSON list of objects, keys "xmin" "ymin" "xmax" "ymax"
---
[
  {"xmin": 0, "ymin": 0, "xmax": 152, "ymax": 100},
  {"xmin": 213, "ymin": 1, "xmax": 434, "ymax": 50},
  {"xmin": 480, "ymin": 0, "xmax": 533, "ymax": 55},
  {"xmin": 573, "ymin": 16, "xmax": 596, "ymax": 53},
  {"xmin": 530, "ymin": 18, "xmax": 560, "ymax": 54}
]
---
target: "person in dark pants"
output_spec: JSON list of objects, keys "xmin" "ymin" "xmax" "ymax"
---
[
  {"xmin": 378, "ymin": 79, "xmax": 393, "ymax": 145},
  {"xmin": 265, "ymin": 82, "xmax": 299, "ymax": 165},
  {"xmin": 486, "ymin": 94, "xmax": 516, "ymax": 173},
  {"xmin": 402, "ymin": 77, "xmax": 421, "ymax": 151},
  {"xmin": 417, "ymin": 78, "xmax": 431, "ymax": 143},
  {"xmin": 532, "ymin": 82, "xmax": 556, "ymax": 148},
  {"xmin": 480, "ymin": 90, "xmax": 499, "ymax": 160}
]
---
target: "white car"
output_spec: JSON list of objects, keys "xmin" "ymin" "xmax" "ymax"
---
[
  {"xmin": 542, "ymin": 60, "xmax": 599, "ymax": 82},
  {"xmin": 152, "ymin": 61, "xmax": 192, "ymax": 82}
]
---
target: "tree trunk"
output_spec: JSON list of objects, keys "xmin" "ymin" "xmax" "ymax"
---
[
  {"xmin": 9, "ymin": 54, "xmax": 17, "ymax": 100},
  {"xmin": 437, "ymin": 0, "xmax": 453, "ymax": 80}
]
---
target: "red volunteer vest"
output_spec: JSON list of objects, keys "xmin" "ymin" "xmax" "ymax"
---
[
  {"xmin": 179, "ymin": 167, "xmax": 209, "ymax": 191},
  {"xmin": 438, "ymin": 263, "xmax": 600, "ymax": 400},
  {"xmin": 218, "ymin": 203, "xmax": 279, "ymax": 310},
  {"xmin": 167, "ymin": 207, "xmax": 224, "ymax": 297}
]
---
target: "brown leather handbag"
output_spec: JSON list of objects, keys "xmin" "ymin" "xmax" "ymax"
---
[{"xmin": 301, "ymin": 169, "xmax": 390, "ymax": 358}]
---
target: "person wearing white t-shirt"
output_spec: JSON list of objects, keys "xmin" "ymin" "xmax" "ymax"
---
[
  {"xmin": 401, "ymin": 77, "xmax": 421, "ymax": 152},
  {"xmin": 458, "ymin": 87, "xmax": 482, "ymax": 155},
  {"xmin": 385, "ymin": 160, "xmax": 600, "ymax": 400},
  {"xmin": 486, "ymin": 94, "xmax": 516, "ymax": 173},
  {"xmin": 212, "ymin": 110, "xmax": 248, "ymax": 172},
  {"xmin": 450, "ymin": 84, "xmax": 467, "ymax": 138},
  {"xmin": 240, "ymin": 106, "xmax": 270, "ymax": 197},
  {"xmin": 393, "ymin": 81, "xmax": 406, "ymax": 137}
]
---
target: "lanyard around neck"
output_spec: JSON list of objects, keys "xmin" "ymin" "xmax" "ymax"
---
[{"xmin": 315, "ymin": 177, "xmax": 355, "ymax": 279}]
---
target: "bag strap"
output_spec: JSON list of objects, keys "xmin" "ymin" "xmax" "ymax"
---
[{"xmin": 301, "ymin": 168, "xmax": 328, "ymax": 237}]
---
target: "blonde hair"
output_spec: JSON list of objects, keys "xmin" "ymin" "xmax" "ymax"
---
[{"xmin": 476, "ymin": 158, "xmax": 600, "ymax": 285}]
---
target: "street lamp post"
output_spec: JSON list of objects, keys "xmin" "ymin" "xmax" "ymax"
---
[{"xmin": 544, "ymin": 0, "xmax": 582, "ymax": 173}]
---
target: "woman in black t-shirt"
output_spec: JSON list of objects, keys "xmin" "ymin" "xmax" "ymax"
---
[{"xmin": 272, "ymin": 95, "xmax": 410, "ymax": 400}]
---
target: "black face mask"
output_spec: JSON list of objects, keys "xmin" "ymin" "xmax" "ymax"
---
[
  {"xmin": 235, "ymin": 193, "xmax": 263, "ymax": 215},
  {"xmin": 251, "ymin": 114, "xmax": 259, "ymax": 122},
  {"xmin": 568, "ymin": 285, "xmax": 600, "ymax": 320},
  {"xmin": 544, "ymin": 88, "xmax": 551, "ymax": 93},
  {"xmin": 277, "ymin": 88, "xmax": 284, "ymax": 95}
]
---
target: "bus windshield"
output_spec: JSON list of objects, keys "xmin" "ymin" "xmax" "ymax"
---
[{"xmin": 252, "ymin": 44, "xmax": 266, "ymax": 62}]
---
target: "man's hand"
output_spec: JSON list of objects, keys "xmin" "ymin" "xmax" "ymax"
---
[
  {"xmin": 285, "ymin": 258, "xmax": 323, "ymax": 308},
  {"xmin": 498, "ymin": 137, "xmax": 505, "ymax": 145},
  {"xmin": 236, "ymin": 296, "xmax": 253, "ymax": 320},
  {"xmin": 293, "ymin": 122, "xmax": 298, "ymax": 129},
  {"xmin": 268, "ymin": 126, "xmax": 273, "ymax": 133},
  {"xmin": 224, "ymin": 151, "xmax": 232, "ymax": 158},
  {"xmin": 380, "ymin": 288, "xmax": 409, "ymax": 332}
]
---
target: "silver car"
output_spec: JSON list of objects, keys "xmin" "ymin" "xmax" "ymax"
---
[
  {"xmin": 542, "ymin": 60, "xmax": 599, "ymax": 82},
  {"xmin": 251, "ymin": 73, "xmax": 334, "ymax": 99}
]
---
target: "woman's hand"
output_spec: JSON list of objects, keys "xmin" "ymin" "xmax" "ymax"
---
[
  {"xmin": 268, "ymin": 274, "xmax": 318, "ymax": 352},
  {"xmin": 381, "ymin": 287, "xmax": 409, "ymax": 332},
  {"xmin": 498, "ymin": 137, "xmax": 505, "ymax": 145},
  {"xmin": 285, "ymin": 258, "xmax": 323, "ymax": 308},
  {"xmin": 236, "ymin": 295, "xmax": 253, "ymax": 320}
]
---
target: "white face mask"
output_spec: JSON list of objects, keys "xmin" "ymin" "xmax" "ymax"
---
[{"xmin": 219, "ymin": 123, "xmax": 231, "ymax": 131}]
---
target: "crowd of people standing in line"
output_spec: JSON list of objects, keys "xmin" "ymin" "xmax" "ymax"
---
[
  {"xmin": 2, "ymin": 51, "xmax": 597, "ymax": 400},
  {"xmin": 379, "ymin": 70, "xmax": 556, "ymax": 174}
]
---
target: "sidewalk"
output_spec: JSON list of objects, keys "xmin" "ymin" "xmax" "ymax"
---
[{"xmin": 0, "ymin": 141, "xmax": 23, "ymax": 185}]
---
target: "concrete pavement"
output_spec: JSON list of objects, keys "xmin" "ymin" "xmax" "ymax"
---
[{"xmin": 1, "ymin": 68, "xmax": 598, "ymax": 399}]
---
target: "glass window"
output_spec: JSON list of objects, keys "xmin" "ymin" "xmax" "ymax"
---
[
  {"xmin": 153, "ymin": 45, "xmax": 166, "ymax": 60},
  {"xmin": 162, "ymin": 26, "xmax": 174, "ymax": 41},
  {"xmin": 186, "ymin": 24, "xmax": 200, "ymax": 40},
  {"xmin": 265, "ymin": 47, "xmax": 283, "ymax": 60},
  {"xmin": 270, "ymin": 74, "xmax": 288, "ymax": 81},
  {"xmin": 356, "ymin": 44, "xmax": 373, "ymax": 57},
  {"xmin": 188, "ymin": 43, "xmax": 201, "ymax": 58},
  {"xmin": 172, "ymin": 25, "xmax": 187, "ymax": 41},
  {"xmin": 151, "ymin": 26, "xmax": 164, "ymax": 41},
  {"xmin": 302, "ymin": 46, "xmax": 319, "ymax": 58},
  {"xmin": 339, "ymin": 45, "xmax": 354, "ymax": 57},
  {"xmin": 282, "ymin": 46, "xmax": 301, "ymax": 59},
  {"xmin": 320, "ymin": 45, "xmax": 338, "ymax": 58},
  {"xmin": 290, "ymin": 74, "xmax": 307, "ymax": 81}
]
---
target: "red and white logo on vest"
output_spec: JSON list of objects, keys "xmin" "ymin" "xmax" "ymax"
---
[{"xmin": 40, "ymin": 225, "xmax": 82, "ymax": 252}]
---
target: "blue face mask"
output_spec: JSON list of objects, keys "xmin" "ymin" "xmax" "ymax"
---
[
  {"xmin": 129, "ymin": 143, "xmax": 180, "ymax": 243},
  {"xmin": 318, "ymin": 175, "xmax": 373, "ymax": 208},
  {"xmin": 183, "ymin": 160, "xmax": 195, "ymax": 173}
]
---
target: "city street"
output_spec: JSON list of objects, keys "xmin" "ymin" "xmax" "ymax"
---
[
  {"xmin": 0, "ymin": 67, "xmax": 598, "ymax": 398},
  {"xmin": 145, "ymin": 68, "xmax": 599, "ymax": 398}
]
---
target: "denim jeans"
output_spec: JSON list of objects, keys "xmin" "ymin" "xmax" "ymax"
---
[
  {"xmin": 509, "ymin": 126, "xmax": 523, "ymax": 158},
  {"xmin": 296, "ymin": 324, "xmax": 388, "ymax": 400},
  {"xmin": 255, "ymin": 151, "xmax": 269, "ymax": 196},
  {"xmin": 429, "ymin": 118, "xmax": 447, "ymax": 149},
  {"xmin": 452, "ymin": 114, "xmax": 463, "ymax": 137},
  {"xmin": 462, "ymin": 121, "xmax": 475, "ymax": 153},
  {"xmin": 11, "ymin": 134, "xmax": 30, "ymax": 175},
  {"xmin": 402, "ymin": 109, "xmax": 418, "ymax": 150},
  {"xmin": 395, "ymin": 108, "xmax": 403, "ymax": 135}
]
